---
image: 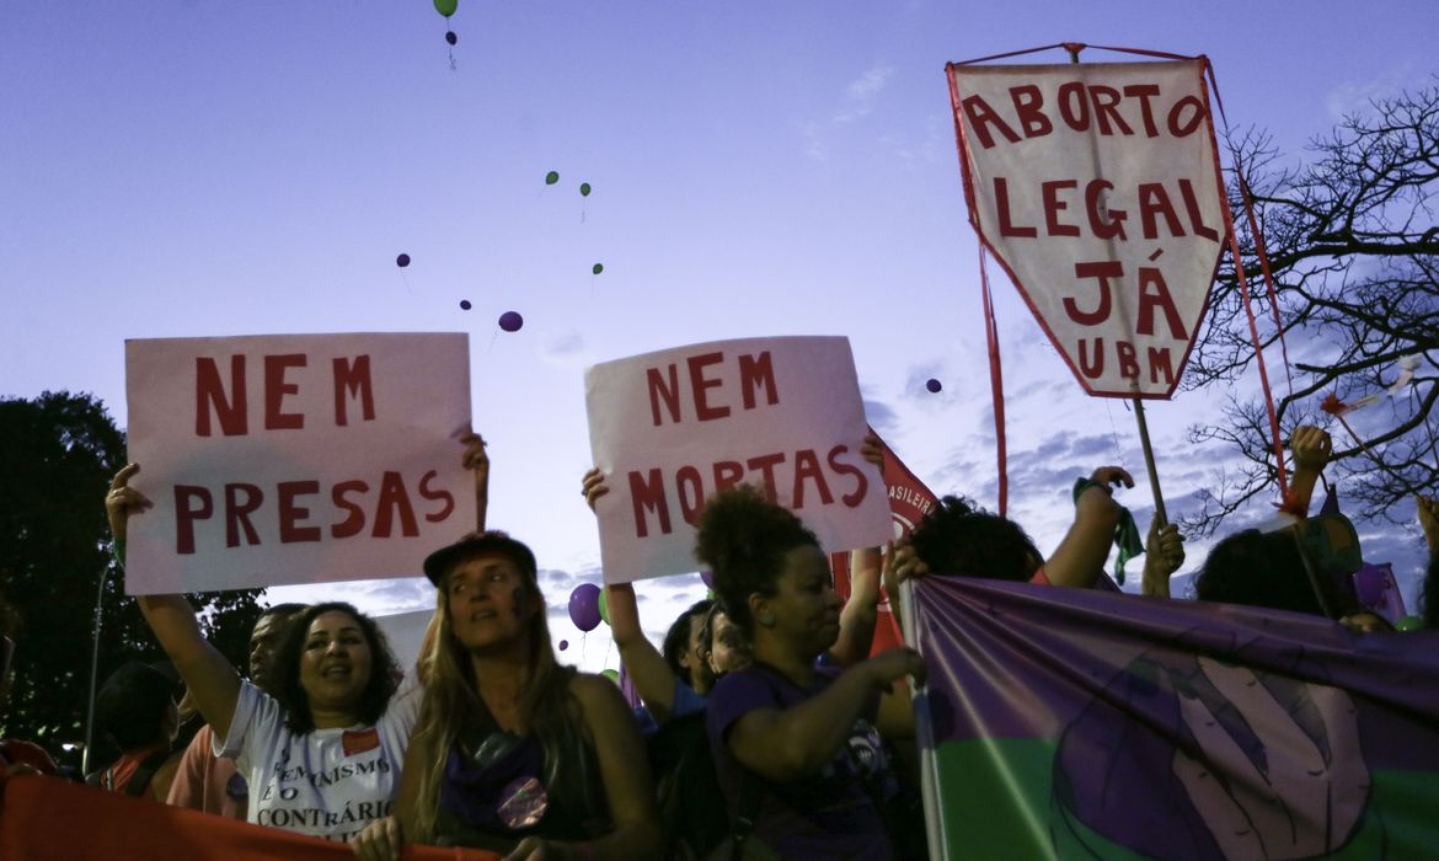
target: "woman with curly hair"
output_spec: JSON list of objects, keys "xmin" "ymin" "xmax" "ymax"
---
[
  {"xmin": 352, "ymin": 530, "xmax": 660, "ymax": 861},
  {"xmin": 698, "ymin": 484, "xmax": 925, "ymax": 860},
  {"xmin": 107, "ymin": 454, "xmax": 462, "ymax": 842}
]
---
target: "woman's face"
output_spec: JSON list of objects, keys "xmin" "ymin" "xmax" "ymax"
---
[
  {"xmin": 298, "ymin": 611, "xmax": 374, "ymax": 714},
  {"xmin": 445, "ymin": 551, "xmax": 534, "ymax": 652},
  {"xmin": 761, "ymin": 544, "xmax": 843, "ymax": 656},
  {"xmin": 706, "ymin": 611, "xmax": 749, "ymax": 675}
]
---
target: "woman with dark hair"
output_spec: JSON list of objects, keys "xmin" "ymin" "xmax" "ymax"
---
[
  {"xmin": 108, "ymin": 465, "xmax": 422, "ymax": 842},
  {"xmin": 699, "ymin": 484, "xmax": 925, "ymax": 860},
  {"xmin": 352, "ymin": 530, "xmax": 660, "ymax": 860}
]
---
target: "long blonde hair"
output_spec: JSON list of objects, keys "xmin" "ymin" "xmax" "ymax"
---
[{"xmin": 408, "ymin": 550, "xmax": 584, "ymax": 842}]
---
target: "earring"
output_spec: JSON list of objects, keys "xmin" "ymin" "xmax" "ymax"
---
[{"xmin": 756, "ymin": 612, "xmax": 777, "ymax": 628}]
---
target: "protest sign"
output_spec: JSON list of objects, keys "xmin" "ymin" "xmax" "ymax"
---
[
  {"xmin": 124, "ymin": 333, "xmax": 473, "ymax": 594},
  {"xmin": 950, "ymin": 59, "xmax": 1226, "ymax": 398},
  {"xmin": 585, "ymin": 336, "xmax": 890, "ymax": 582}
]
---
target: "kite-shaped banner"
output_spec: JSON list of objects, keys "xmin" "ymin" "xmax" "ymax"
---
[{"xmin": 950, "ymin": 59, "xmax": 1227, "ymax": 398}]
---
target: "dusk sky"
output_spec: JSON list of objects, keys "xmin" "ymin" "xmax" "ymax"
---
[{"xmin": 4, "ymin": 1, "xmax": 1436, "ymax": 670}]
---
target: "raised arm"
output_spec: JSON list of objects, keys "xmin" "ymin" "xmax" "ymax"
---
[
  {"xmin": 1140, "ymin": 518, "xmax": 1187, "ymax": 598},
  {"xmin": 1043, "ymin": 466, "xmax": 1132, "ymax": 588},
  {"xmin": 107, "ymin": 464, "xmax": 242, "ymax": 741},
  {"xmin": 725, "ymin": 647, "xmax": 925, "ymax": 783},
  {"xmin": 584, "ymin": 467, "xmax": 680, "ymax": 719},
  {"xmin": 828, "ymin": 431, "xmax": 885, "ymax": 666},
  {"xmin": 1283, "ymin": 426, "xmax": 1332, "ymax": 517}
]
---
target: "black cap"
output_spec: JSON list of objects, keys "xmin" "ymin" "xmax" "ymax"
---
[{"xmin": 423, "ymin": 530, "xmax": 538, "ymax": 587}]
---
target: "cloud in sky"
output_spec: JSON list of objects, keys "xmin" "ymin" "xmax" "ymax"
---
[{"xmin": 803, "ymin": 63, "xmax": 896, "ymax": 161}]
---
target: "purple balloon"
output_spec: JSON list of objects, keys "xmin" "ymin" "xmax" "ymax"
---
[
  {"xmin": 498, "ymin": 311, "xmax": 523, "ymax": 332},
  {"xmin": 700, "ymin": 569, "xmax": 715, "ymax": 590},
  {"xmin": 459, "ymin": 299, "xmax": 472, "ymax": 311},
  {"xmin": 558, "ymin": 639, "xmax": 569, "ymax": 651},
  {"xmin": 396, "ymin": 253, "xmax": 411, "ymax": 268},
  {"xmin": 926, "ymin": 378, "xmax": 942, "ymax": 393},
  {"xmin": 568, "ymin": 583, "xmax": 602, "ymax": 632}
]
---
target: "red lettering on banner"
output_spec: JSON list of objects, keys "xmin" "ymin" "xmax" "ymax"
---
[
  {"xmin": 1085, "ymin": 180, "xmax": 1129, "ymax": 240},
  {"xmin": 196, "ymin": 356, "xmax": 248, "ymax": 437},
  {"xmin": 647, "ymin": 365, "xmax": 681, "ymax": 426},
  {"xmin": 225, "ymin": 483, "xmax": 263, "ymax": 548},
  {"xmin": 1148, "ymin": 347, "xmax": 1176, "ymax": 386},
  {"xmin": 372, "ymin": 471, "xmax": 418, "ymax": 538},
  {"xmin": 1137, "ymin": 266, "xmax": 1187, "ymax": 339},
  {"xmin": 677, "ymin": 466, "xmax": 705, "ymax": 525},
  {"xmin": 995, "ymin": 178, "xmax": 1037, "ymax": 237},
  {"xmin": 331, "ymin": 480, "xmax": 368, "ymax": 538},
  {"xmin": 792, "ymin": 448, "xmax": 834, "ymax": 509},
  {"xmin": 629, "ymin": 468, "xmax": 672, "ymax": 537},
  {"xmin": 1042, "ymin": 180, "xmax": 1081, "ymax": 236},
  {"xmin": 1089, "ymin": 86, "xmax": 1133, "ymax": 135},
  {"xmin": 418, "ymin": 470, "xmax": 454, "ymax": 523},
  {"xmin": 1117, "ymin": 341, "xmax": 1141, "ymax": 380},
  {"xmin": 1079, "ymin": 339, "xmax": 1105, "ymax": 379},
  {"xmin": 827, "ymin": 445, "xmax": 869, "ymax": 507},
  {"xmin": 1010, "ymin": 85, "xmax": 1052, "ymax": 137},
  {"xmin": 746, "ymin": 453, "xmax": 786, "ymax": 502},
  {"xmin": 175, "ymin": 486, "xmax": 214, "ymax": 554},
  {"xmin": 1066, "ymin": 262, "xmax": 1121, "ymax": 325},
  {"xmin": 688, "ymin": 352, "xmax": 729, "ymax": 421},
  {"xmin": 1138, "ymin": 184, "xmax": 1185, "ymax": 239},
  {"xmin": 1057, "ymin": 82, "xmax": 1090, "ymax": 130},
  {"xmin": 332, "ymin": 356, "xmax": 375, "ymax": 427},
  {"xmin": 961, "ymin": 94, "xmax": 1021, "ymax": 149},
  {"xmin": 1178, "ymin": 179, "xmax": 1221, "ymax": 241},
  {"xmin": 738, "ymin": 352, "xmax": 779, "ymax": 410},
  {"xmin": 264, "ymin": 354, "xmax": 306, "ymax": 430},
  {"xmin": 1123, "ymin": 84, "xmax": 1162, "ymax": 136},
  {"xmin": 1167, "ymin": 96, "xmax": 1206, "ymax": 136},
  {"xmin": 712, "ymin": 461, "xmax": 745, "ymax": 494},
  {"xmin": 1076, "ymin": 339, "xmax": 1179, "ymax": 387},
  {"xmin": 278, "ymin": 481, "xmax": 322, "ymax": 543}
]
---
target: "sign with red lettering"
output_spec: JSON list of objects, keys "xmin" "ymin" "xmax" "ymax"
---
[
  {"xmin": 123, "ymin": 333, "xmax": 474, "ymax": 595},
  {"xmin": 585, "ymin": 336, "xmax": 890, "ymax": 582},
  {"xmin": 950, "ymin": 59, "xmax": 1226, "ymax": 397}
]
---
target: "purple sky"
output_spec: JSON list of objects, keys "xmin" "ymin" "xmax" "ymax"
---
[{"xmin": 4, "ymin": 2, "xmax": 1436, "ymax": 666}]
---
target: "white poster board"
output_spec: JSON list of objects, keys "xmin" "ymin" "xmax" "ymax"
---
[
  {"xmin": 950, "ymin": 59, "xmax": 1226, "ymax": 398},
  {"xmin": 585, "ymin": 336, "xmax": 890, "ymax": 582},
  {"xmin": 124, "ymin": 333, "xmax": 474, "ymax": 594}
]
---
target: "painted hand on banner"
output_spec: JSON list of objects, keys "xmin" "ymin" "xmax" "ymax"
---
[
  {"xmin": 105, "ymin": 463, "xmax": 153, "ymax": 540},
  {"xmin": 1170, "ymin": 656, "xmax": 1368, "ymax": 860}
]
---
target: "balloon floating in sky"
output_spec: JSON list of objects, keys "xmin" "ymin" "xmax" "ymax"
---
[
  {"xmin": 445, "ymin": 30, "xmax": 458, "ymax": 46},
  {"xmin": 601, "ymin": 669, "xmax": 620, "ymax": 684},
  {"xmin": 459, "ymin": 300, "xmax": 471, "ymax": 311},
  {"xmin": 579, "ymin": 182, "xmax": 592, "ymax": 197},
  {"xmin": 396, "ymin": 253, "xmax": 411, "ymax": 268},
  {"xmin": 558, "ymin": 639, "xmax": 569, "ymax": 651},
  {"xmin": 597, "ymin": 589, "xmax": 610, "ymax": 626},
  {"xmin": 545, "ymin": 171, "xmax": 560, "ymax": 185},
  {"xmin": 926, "ymin": 378, "xmax": 942, "ymax": 393},
  {"xmin": 433, "ymin": 0, "xmax": 457, "ymax": 18},
  {"xmin": 592, "ymin": 263, "xmax": 604, "ymax": 275},
  {"xmin": 568, "ymin": 583, "xmax": 601, "ymax": 632},
  {"xmin": 498, "ymin": 311, "xmax": 523, "ymax": 332}
]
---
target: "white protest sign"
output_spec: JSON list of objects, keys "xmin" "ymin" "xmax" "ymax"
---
[
  {"xmin": 124, "ymin": 333, "xmax": 474, "ymax": 595},
  {"xmin": 950, "ymin": 59, "xmax": 1226, "ymax": 398},
  {"xmin": 585, "ymin": 336, "xmax": 890, "ymax": 582}
]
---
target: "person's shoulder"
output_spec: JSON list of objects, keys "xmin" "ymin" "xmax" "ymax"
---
[{"xmin": 569, "ymin": 671, "xmax": 624, "ymax": 704}]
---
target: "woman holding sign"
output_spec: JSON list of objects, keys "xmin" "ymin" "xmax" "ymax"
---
[
  {"xmin": 698, "ymin": 484, "xmax": 925, "ymax": 860},
  {"xmin": 350, "ymin": 530, "xmax": 660, "ymax": 861},
  {"xmin": 105, "ymin": 433, "xmax": 488, "ymax": 843}
]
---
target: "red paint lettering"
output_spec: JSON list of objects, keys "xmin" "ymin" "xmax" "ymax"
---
[
  {"xmin": 195, "ymin": 356, "xmax": 247, "ymax": 437},
  {"xmin": 1078, "ymin": 339, "xmax": 1105, "ymax": 378},
  {"xmin": 1085, "ymin": 180, "xmax": 1128, "ymax": 240},
  {"xmin": 995, "ymin": 178, "xmax": 1037, "ymax": 237},
  {"xmin": 330, "ymin": 480, "xmax": 368, "ymax": 538},
  {"xmin": 745, "ymin": 452, "xmax": 786, "ymax": 503},
  {"xmin": 1118, "ymin": 341, "xmax": 1141, "ymax": 380},
  {"xmin": 1138, "ymin": 183, "xmax": 1185, "ymax": 239},
  {"xmin": 961, "ymin": 94, "xmax": 1020, "ymax": 149},
  {"xmin": 1123, "ymin": 84, "xmax": 1161, "ymax": 137},
  {"xmin": 628, "ymin": 469, "xmax": 672, "ymax": 538},
  {"xmin": 738, "ymin": 351, "xmax": 779, "ymax": 410},
  {"xmin": 827, "ymin": 445, "xmax": 869, "ymax": 507},
  {"xmin": 688, "ymin": 352, "xmax": 730, "ymax": 421},
  {"xmin": 225, "ymin": 483, "xmax": 263, "ymax": 548},
  {"xmin": 1088, "ymin": 86, "xmax": 1132, "ymax": 136},
  {"xmin": 712, "ymin": 461, "xmax": 745, "ymax": 494},
  {"xmin": 676, "ymin": 466, "xmax": 705, "ymax": 525},
  {"xmin": 278, "ymin": 481, "xmax": 322, "ymax": 543},
  {"xmin": 1066, "ymin": 262, "xmax": 1121, "ymax": 325},
  {"xmin": 333, "ymin": 355, "xmax": 375, "ymax": 427},
  {"xmin": 264, "ymin": 354, "xmax": 306, "ymax": 431},
  {"xmin": 647, "ymin": 365, "xmax": 682, "ymax": 427},
  {"xmin": 1178, "ymin": 179, "xmax": 1220, "ymax": 241},
  {"xmin": 791, "ymin": 448, "xmax": 834, "ymax": 509},
  {"xmin": 1167, "ymin": 96, "xmax": 1206, "ymax": 137},
  {"xmin": 175, "ymin": 485, "xmax": 213, "ymax": 554},
  {"xmin": 1136, "ymin": 266, "xmax": 1188, "ymax": 339},
  {"xmin": 1057, "ymin": 82, "xmax": 1090, "ymax": 130},
  {"xmin": 1042, "ymin": 180, "xmax": 1080, "ymax": 236},
  {"xmin": 1010, "ymin": 85, "xmax": 1052, "ymax": 137},
  {"xmin": 1148, "ymin": 347, "xmax": 1176, "ymax": 386},
  {"xmin": 418, "ymin": 469, "xmax": 454, "ymax": 524},
  {"xmin": 372, "ymin": 471, "xmax": 418, "ymax": 538}
]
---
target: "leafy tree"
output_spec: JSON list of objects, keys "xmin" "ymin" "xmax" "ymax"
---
[
  {"xmin": 0, "ymin": 391, "xmax": 266, "ymax": 769},
  {"xmin": 1181, "ymin": 82, "xmax": 1439, "ymax": 536}
]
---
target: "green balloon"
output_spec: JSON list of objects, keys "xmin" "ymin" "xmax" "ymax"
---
[
  {"xmin": 1396, "ymin": 614, "xmax": 1425, "ymax": 632},
  {"xmin": 579, "ymin": 182, "xmax": 592, "ymax": 197},
  {"xmin": 592, "ymin": 263, "xmax": 604, "ymax": 275},
  {"xmin": 545, "ymin": 170, "xmax": 559, "ymax": 185},
  {"xmin": 597, "ymin": 589, "xmax": 610, "ymax": 625},
  {"xmin": 433, "ymin": 0, "xmax": 457, "ymax": 18},
  {"xmin": 601, "ymin": 668, "xmax": 620, "ymax": 684}
]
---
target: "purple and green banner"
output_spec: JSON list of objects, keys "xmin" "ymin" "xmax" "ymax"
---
[{"xmin": 910, "ymin": 577, "xmax": 1439, "ymax": 859}]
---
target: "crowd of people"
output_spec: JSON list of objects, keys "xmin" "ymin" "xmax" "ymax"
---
[{"xmin": 2, "ymin": 421, "xmax": 1436, "ymax": 860}]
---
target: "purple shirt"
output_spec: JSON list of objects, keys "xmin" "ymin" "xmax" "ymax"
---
[{"xmin": 706, "ymin": 664, "xmax": 892, "ymax": 860}]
